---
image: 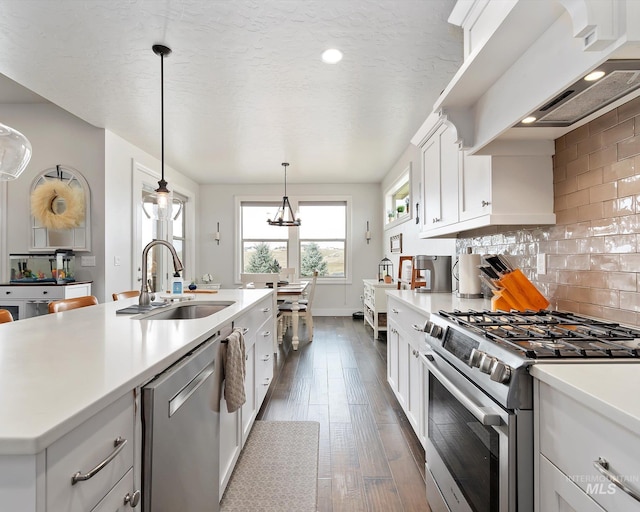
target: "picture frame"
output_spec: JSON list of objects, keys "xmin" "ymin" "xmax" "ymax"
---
[{"xmin": 390, "ymin": 233, "xmax": 402, "ymax": 253}]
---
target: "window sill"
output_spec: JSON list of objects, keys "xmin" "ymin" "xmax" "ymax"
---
[{"xmin": 384, "ymin": 214, "xmax": 412, "ymax": 230}]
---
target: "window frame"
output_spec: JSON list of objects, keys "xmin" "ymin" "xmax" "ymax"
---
[{"xmin": 235, "ymin": 195, "xmax": 352, "ymax": 285}]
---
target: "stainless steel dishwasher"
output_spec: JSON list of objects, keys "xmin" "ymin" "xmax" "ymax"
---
[{"xmin": 142, "ymin": 327, "xmax": 228, "ymax": 512}]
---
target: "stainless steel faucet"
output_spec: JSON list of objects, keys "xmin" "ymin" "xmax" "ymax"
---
[{"xmin": 139, "ymin": 240, "xmax": 184, "ymax": 306}]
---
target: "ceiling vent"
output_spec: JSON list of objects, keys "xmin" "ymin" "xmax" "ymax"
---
[{"xmin": 516, "ymin": 60, "xmax": 640, "ymax": 127}]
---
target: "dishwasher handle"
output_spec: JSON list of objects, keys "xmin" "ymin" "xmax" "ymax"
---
[{"xmin": 169, "ymin": 364, "xmax": 215, "ymax": 417}]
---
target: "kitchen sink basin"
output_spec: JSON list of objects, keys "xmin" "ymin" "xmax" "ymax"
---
[{"xmin": 140, "ymin": 301, "xmax": 234, "ymax": 320}]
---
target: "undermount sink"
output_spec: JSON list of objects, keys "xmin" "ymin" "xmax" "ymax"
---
[{"xmin": 140, "ymin": 301, "xmax": 234, "ymax": 320}]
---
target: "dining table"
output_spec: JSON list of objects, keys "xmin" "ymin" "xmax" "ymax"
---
[{"xmin": 276, "ymin": 281, "xmax": 309, "ymax": 350}]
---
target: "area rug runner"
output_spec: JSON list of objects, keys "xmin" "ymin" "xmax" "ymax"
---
[{"xmin": 220, "ymin": 420, "xmax": 320, "ymax": 512}]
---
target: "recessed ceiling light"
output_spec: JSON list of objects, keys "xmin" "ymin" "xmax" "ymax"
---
[
  {"xmin": 521, "ymin": 116, "xmax": 537, "ymax": 124},
  {"xmin": 584, "ymin": 70, "xmax": 606, "ymax": 81},
  {"xmin": 321, "ymin": 49, "xmax": 343, "ymax": 64}
]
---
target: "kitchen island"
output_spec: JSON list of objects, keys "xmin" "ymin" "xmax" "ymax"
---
[{"xmin": 0, "ymin": 288, "xmax": 272, "ymax": 511}]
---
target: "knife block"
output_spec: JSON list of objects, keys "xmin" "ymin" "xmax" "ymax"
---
[{"xmin": 492, "ymin": 269, "xmax": 549, "ymax": 311}]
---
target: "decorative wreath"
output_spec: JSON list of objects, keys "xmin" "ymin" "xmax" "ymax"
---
[{"xmin": 30, "ymin": 179, "xmax": 85, "ymax": 230}]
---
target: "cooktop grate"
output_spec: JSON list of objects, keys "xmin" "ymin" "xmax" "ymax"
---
[{"xmin": 438, "ymin": 310, "xmax": 640, "ymax": 359}]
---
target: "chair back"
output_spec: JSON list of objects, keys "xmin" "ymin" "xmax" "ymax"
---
[
  {"xmin": 240, "ymin": 273, "xmax": 279, "ymax": 289},
  {"xmin": 304, "ymin": 270, "xmax": 319, "ymax": 311},
  {"xmin": 0, "ymin": 309, "xmax": 14, "ymax": 323},
  {"xmin": 48, "ymin": 295, "xmax": 99, "ymax": 313},
  {"xmin": 279, "ymin": 267, "xmax": 296, "ymax": 283},
  {"xmin": 112, "ymin": 290, "xmax": 140, "ymax": 301}
]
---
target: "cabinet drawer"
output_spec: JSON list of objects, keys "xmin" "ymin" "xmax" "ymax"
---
[
  {"xmin": 255, "ymin": 318, "xmax": 274, "ymax": 391},
  {"xmin": 234, "ymin": 296, "xmax": 273, "ymax": 346},
  {"xmin": 387, "ymin": 298, "xmax": 428, "ymax": 348},
  {"xmin": 0, "ymin": 286, "xmax": 64, "ymax": 300},
  {"xmin": 47, "ymin": 393, "xmax": 134, "ymax": 512},
  {"xmin": 90, "ymin": 468, "xmax": 136, "ymax": 512},
  {"xmin": 539, "ymin": 382, "xmax": 640, "ymax": 511}
]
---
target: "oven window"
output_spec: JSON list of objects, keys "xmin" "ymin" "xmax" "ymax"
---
[{"xmin": 429, "ymin": 373, "xmax": 499, "ymax": 512}]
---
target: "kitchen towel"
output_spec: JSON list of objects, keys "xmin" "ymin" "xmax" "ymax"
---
[{"xmin": 210, "ymin": 328, "xmax": 246, "ymax": 413}]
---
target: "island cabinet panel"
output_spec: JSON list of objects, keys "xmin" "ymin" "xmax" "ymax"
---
[
  {"xmin": 47, "ymin": 392, "xmax": 134, "ymax": 512},
  {"xmin": 220, "ymin": 294, "xmax": 274, "ymax": 496},
  {"xmin": 91, "ymin": 468, "xmax": 136, "ymax": 512}
]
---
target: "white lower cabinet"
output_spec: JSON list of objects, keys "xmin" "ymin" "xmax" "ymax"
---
[
  {"xmin": 535, "ymin": 379, "xmax": 640, "ymax": 512},
  {"xmin": 386, "ymin": 295, "xmax": 428, "ymax": 446},
  {"xmin": 91, "ymin": 469, "xmax": 139, "ymax": 512},
  {"xmin": 220, "ymin": 295, "xmax": 274, "ymax": 497},
  {"xmin": 0, "ymin": 282, "xmax": 92, "ymax": 320}
]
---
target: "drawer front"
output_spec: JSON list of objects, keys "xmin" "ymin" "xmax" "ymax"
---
[
  {"xmin": 539, "ymin": 383, "xmax": 640, "ymax": 511},
  {"xmin": 234, "ymin": 296, "xmax": 273, "ymax": 346},
  {"xmin": 387, "ymin": 298, "xmax": 428, "ymax": 349},
  {"xmin": 47, "ymin": 393, "xmax": 134, "ymax": 512},
  {"xmin": 0, "ymin": 286, "xmax": 65, "ymax": 300},
  {"xmin": 90, "ymin": 468, "xmax": 136, "ymax": 512}
]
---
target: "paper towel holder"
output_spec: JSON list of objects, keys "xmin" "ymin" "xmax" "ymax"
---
[{"xmin": 455, "ymin": 248, "xmax": 484, "ymax": 299}]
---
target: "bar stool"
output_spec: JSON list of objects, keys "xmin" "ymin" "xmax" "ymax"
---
[
  {"xmin": 0, "ymin": 309, "xmax": 14, "ymax": 323},
  {"xmin": 48, "ymin": 295, "xmax": 99, "ymax": 313},
  {"xmin": 112, "ymin": 290, "xmax": 140, "ymax": 301}
]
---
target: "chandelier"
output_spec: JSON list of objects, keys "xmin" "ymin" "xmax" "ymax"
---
[{"xmin": 267, "ymin": 162, "xmax": 301, "ymax": 226}]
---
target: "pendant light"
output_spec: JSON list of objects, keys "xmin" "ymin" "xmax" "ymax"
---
[
  {"xmin": 0, "ymin": 122, "xmax": 32, "ymax": 180},
  {"xmin": 267, "ymin": 162, "xmax": 301, "ymax": 226},
  {"xmin": 152, "ymin": 44, "xmax": 172, "ymax": 220}
]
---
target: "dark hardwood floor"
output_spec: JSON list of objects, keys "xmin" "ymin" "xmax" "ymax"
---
[{"xmin": 257, "ymin": 316, "xmax": 431, "ymax": 512}]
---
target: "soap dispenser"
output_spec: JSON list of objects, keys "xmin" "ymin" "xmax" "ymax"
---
[{"xmin": 171, "ymin": 272, "xmax": 183, "ymax": 295}]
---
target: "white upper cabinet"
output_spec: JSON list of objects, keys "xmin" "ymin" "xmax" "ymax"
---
[
  {"xmin": 414, "ymin": 116, "xmax": 556, "ymax": 238},
  {"xmin": 421, "ymin": 121, "xmax": 459, "ymax": 234}
]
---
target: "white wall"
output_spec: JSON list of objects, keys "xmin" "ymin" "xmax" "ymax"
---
[
  {"xmin": 0, "ymin": 103, "xmax": 106, "ymax": 298},
  {"xmin": 104, "ymin": 130, "xmax": 199, "ymax": 301},
  {"xmin": 198, "ymin": 182, "xmax": 383, "ymax": 316},
  {"xmin": 381, "ymin": 144, "xmax": 456, "ymax": 285}
]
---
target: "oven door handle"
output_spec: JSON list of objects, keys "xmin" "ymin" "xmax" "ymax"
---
[{"xmin": 421, "ymin": 353, "xmax": 502, "ymax": 426}]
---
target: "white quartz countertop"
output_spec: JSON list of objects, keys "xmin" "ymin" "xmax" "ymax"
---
[
  {"xmin": 531, "ymin": 364, "xmax": 640, "ymax": 435},
  {"xmin": 0, "ymin": 289, "xmax": 271, "ymax": 455},
  {"xmin": 385, "ymin": 289, "xmax": 491, "ymax": 315}
]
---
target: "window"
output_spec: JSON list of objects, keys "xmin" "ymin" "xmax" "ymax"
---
[
  {"xmin": 384, "ymin": 164, "xmax": 411, "ymax": 228},
  {"xmin": 241, "ymin": 202, "xmax": 289, "ymax": 273},
  {"xmin": 298, "ymin": 202, "xmax": 346, "ymax": 278},
  {"xmin": 238, "ymin": 197, "xmax": 350, "ymax": 281}
]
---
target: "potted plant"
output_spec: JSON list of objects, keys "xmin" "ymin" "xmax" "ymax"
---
[{"xmin": 396, "ymin": 205, "xmax": 405, "ymax": 216}]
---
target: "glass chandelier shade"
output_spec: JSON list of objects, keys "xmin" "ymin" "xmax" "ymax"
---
[
  {"xmin": 268, "ymin": 162, "xmax": 301, "ymax": 226},
  {"xmin": 0, "ymin": 122, "xmax": 32, "ymax": 180}
]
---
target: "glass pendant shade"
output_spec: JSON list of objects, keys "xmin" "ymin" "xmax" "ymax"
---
[{"xmin": 0, "ymin": 122, "xmax": 32, "ymax": 180}]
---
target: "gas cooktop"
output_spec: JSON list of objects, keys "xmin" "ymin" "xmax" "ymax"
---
[{"xmin": 438, "ymin": 310, "xmax": 640, "ymax": 359}]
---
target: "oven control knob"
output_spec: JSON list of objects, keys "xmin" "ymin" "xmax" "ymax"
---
[
  {"xmin": 490, "ymin": 361, "xmax": 512, "ymax": 384},
  {"xmin": 429, "ymin": 325, "xmax": 444, "ymax": 339},
  {"xmin": 423, "ymin": 321, "xmax": 434, "ymax": 333},
  {"xmin": 468, "ymin": 348, "xmax": 484, "ymax": 368},
  {"xmin": 479, "ymin": 354, "xmax": 495, "ymax": 374}
]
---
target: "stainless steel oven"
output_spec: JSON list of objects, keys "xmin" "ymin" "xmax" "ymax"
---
[
  {"xmin": 421, "ymin": 349, "xmax": 532, "ymax": 512},
  {"xmin": 421, "ymin": 309, "xmax": 640, "ymax": 512}
]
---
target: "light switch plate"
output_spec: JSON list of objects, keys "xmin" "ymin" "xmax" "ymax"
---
[
  {"xmin": 537, "ymin": 253, "xmax": 546, "ymax": 275},
  {"xmin": 81, "ymin": 255, "xmax": 96, "ymax": 267}
]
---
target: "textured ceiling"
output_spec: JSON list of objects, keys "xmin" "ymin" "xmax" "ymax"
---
[{"xmin": 0, "ymin": 0, "xmax": 462, "ymax": 184}]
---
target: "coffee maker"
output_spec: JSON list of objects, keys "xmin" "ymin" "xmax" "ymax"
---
[{"xmin": 413, "ymin": 255, "xmax": 452, "ymax": 293}]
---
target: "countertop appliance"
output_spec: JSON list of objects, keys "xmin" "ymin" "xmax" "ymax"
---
[
  {"xmin": 413, "ymin": 255, "xmax": 452, "ymax": 293},
  {"xmin": 142, "ymin": 327, "xmax": 229, "ymax": 512},
  {"xmin": 421, "ymin": 309, "xmax": 640, "ymax": 512}
]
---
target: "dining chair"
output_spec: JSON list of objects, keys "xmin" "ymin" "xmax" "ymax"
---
[
  {"xmin": 48, "ymin": 295, "xmax": 99, "ymax": 313},
  {"xmin": 0, "ymin": 309, "xmax": 14, "ymax": 323},
  {"xmin": 279, "ymin": 267, "xmax": 296, "ymax": 284},
  {"xmin": 112, "ymin": 290, "xmax": 140, "ymax": 301},
  {"xmin": 277, "ymin": 270, "xmax": 318, "ymax": 343}
]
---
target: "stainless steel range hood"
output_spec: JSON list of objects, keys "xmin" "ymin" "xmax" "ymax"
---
[{"xmin": 515, "ymin": 60, "xmax": 640, "ymax": 128}]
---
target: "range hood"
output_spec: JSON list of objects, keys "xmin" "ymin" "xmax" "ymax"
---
[{"xmin": 515, "ymin": 59, "xmax": 640, "ymax": 128}]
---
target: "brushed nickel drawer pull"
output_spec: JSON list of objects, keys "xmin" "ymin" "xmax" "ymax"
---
[
  {"xmin": 124, "ymin": 490, "xmax": 141, "ymax": 508},
  {"xmin": 593, "ymin": 457, "xmax": 640, "ymax": 502},
  {"xmin": 71, "ymin": 437, "xmax": 127, "ymax": 485}
]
